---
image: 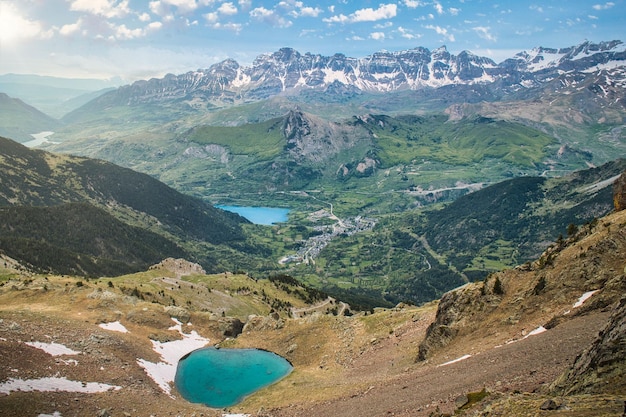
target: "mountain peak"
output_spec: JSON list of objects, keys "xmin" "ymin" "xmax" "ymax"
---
[{"xmin": 68, "ymin": 40, "xmax": 626, "ymax": 111}]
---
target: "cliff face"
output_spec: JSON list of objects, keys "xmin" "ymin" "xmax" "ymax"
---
[
  {"xmin": 417, "ymin": 208, "xmax": 626, "ymax": 362},
  {"xmin": 614, "ymin": 171, "xmax": 626, "ymax": 211},
  {"xmin": 551, "ymin": 297, "xmax": 626, "ymax": 395}
]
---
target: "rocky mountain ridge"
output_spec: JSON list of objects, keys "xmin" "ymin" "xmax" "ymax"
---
[{"xmin": 67, "ymin": 40, "xmax": 626, "ymax": 112}]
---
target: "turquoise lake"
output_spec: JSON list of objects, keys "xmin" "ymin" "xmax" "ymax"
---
[
  {"xmin": 174, "ymin": 347, "xmax": 293, "ymax": 408},
  {"xmin": 217, "ymin": 205, "xmax": 290, "ymax": 225}
]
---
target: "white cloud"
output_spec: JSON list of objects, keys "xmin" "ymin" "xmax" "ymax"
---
[
  {"xmin": 161, "ymin": 0, "xmax": 201, "ymax": 13},
  {"xmin": 449, "ymin": 7, "xmax": 460, "ymax": 16},
  {"xmin": 204, "ymin": 11, "xmax": 219, "ymax": 22},
  {"xmin": 473, "ymin": 26, "xmax": 496, "ymax": 42},
  {"xmin": 218, "ymin": 2, "xmax": 238, "ymax": 15},
  {"xmin": 139, "ymin": 12, "xmax": 152, "ymax": 22},
  {"xmin": 147, "ymin": 21, "xmax": 164, "ymax": 31},
  {"xmin": 298, "ymin": 6, "xmax": 323, "ymax": 17},
  {"xmin": 279, "ymin": 0, "xmax": 322, "ymax": 18},
  {"xmin": 324, "ymin": 3, "xmax": 397, "ymax": 24},
  {"xmin": 398, "ymin": 26, "xmax": 420, "ymax": 40},
  {"xmin": 68, "ymin": 0, "xmax": 131, "ymax": 19},
  {"xmin": 59, "ymin": 20, "xmax": 83, "ymax": 36},
  {"xmin": 112, "ymin": 23, "xmax": 144, "ymax": 39},
  {"xmin": 250, "ymin": 7, "xmax": 292, "ymax": 28},
  {"xmin": 592, "ymin": 2, "xmax": 615, "ymax": 10},
  {"xmin": 370, "ymin": 32, "xmax": 385, "ymax": 40},
  {"xmin": 211, "ymin": 21, "xmax": 242, "ymax": 32},
  {"xmin": 403, "ymin": 0, "xmax": 424, "ymax": 8},
  {"xmin": 374, "ymin": 21, "xmax": 393, "ymax": 29},
  {"xmin": 352, "ymin": 4, "xmax": 397, "ymax": 22},
  {"xmin": 425, "ymin": 24, "xmax": 455, "ymax": 42},
  {"xmin": 324, "ymin": 14, "xmax": 349, "ymax": 24},
  {"xmin": 433, "ymin": 2, "xmax": 444, "ymax": 15},
  {"xmin": 149, "ymin": 0, "xmax": 208, "ymax": 16}
]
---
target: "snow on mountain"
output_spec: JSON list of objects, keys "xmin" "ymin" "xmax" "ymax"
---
[{"xmin": 84, "ymin": 40, "xmax": 626, "ymax": 108}]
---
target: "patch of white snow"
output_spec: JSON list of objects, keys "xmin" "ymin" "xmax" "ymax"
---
[
  {"xmin": 136, "ymin": 318, "xmax": 210, "ymax": 397},
  {"xmin": 437, "ymin": 354, "xmax": 472, "ymax": 367},
  {"xmin": 0, "ymin": 377, "xmax": 120, "ymax": 395},
  {"xmin": 25, "ymin": 341, "xmax": 81, "ymax": 356},
  {"xmin": 522, "ymin": 326, "xmax": 547, "ymax": 339},
  {"xmin": 98, "ymin": 321, "xmax": 129, "ymax": 333},
  {"xmin": 573, "ymin": 290, "xmax": 599, "ymax": 308}
]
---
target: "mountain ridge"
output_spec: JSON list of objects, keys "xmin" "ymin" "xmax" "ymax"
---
[{"xmin": 63, "ymin": 39, "xmax": 624, "ymax": 115}]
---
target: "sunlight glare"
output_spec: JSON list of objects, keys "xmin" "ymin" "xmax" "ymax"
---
[{"xmin": 0, "ymin": 3, "xmax": 40, "ymax": 45}]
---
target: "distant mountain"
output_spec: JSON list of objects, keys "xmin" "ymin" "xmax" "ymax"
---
[
  {"xmin": 0, "ymin": 73, "xmax": 121, "ymax": 118},
  {"xmin": 0, "ymin": 93, "xmax": 61, "ymax": 142},
  {"xmin": 0, "ymin": 136, "xmax": 252, "ymax": 275},
  {"xmin": 64, "ymin": 40, "xmax": 625, "ymax": 115}
]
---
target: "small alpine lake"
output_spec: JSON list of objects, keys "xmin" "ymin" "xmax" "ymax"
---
[
  {"xmin": 216, "ymin": 205, "xmax": 290, "ymax": 225},
  {"xmin": 174, "ymin": 347, "xmax": 293, "ymax": 408}
]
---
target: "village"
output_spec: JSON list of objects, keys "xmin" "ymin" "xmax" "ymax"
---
[{"xmin": 279, "ymin": 208, "xmax": 377, "ymax": 265}]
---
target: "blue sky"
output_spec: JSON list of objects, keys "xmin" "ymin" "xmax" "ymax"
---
[{"xmin": 0, "ymin": 0, "xmax": 624, "ymax": 83}]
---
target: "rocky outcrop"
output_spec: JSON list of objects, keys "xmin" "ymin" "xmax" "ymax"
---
[
  {"xmin": 614, "ymin": 171, "xmax": 626, "ymax": 211},
  {"xmin": 149, "ymin": 258, "xmax": 205, "ymax": 277},
  {"xmin": 218, "ymin": 317, "xmax": 244, "ymax": 337},
  {"xmin": 551, "ymin": 297, "xmax": 626, "ymax": 395},
  {"xmin": 417, "ymin": 279, "xmax": 502, "ymax": 361}
]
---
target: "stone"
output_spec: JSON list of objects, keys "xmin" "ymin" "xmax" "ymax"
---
[
  {"xmin": 455, "ymin": 394, "xmax": 469, "ymax": 409},
  {"xmin": 540, "ymin": 399, "xmax": 559, "ymax": 410}
]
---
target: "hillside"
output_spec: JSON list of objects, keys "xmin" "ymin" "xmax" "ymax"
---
[
  {"xmin": 289, "ymin": 160, "xmax": 625, "ymax": 306},
  {"xmin": 0, "ymin": 190, "xmax": 624, "ymax": 416},
  {"xmin": 0, "ymin": 136, "xmax": 256, "ymax": 275},
  {"xmin": 0, "ymin": 93, "xmax": 61, "ymax": 143}
]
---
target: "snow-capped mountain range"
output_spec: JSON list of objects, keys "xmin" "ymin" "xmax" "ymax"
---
[{"xmin": 86, "ymin": 40, "xmax": 626, "ymax": 107}]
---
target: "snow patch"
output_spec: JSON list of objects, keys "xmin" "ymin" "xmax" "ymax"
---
[
  {"xmin": 0, "ymin": 377, "xmax": 121, "ymax": 395},
  {"xmin": 437, "ymin": 354, "xmax": 471, "ymax": 367},
  {"xmin": 573, "ymin": 290, "xmax": 599, "ymax": 308},
  {"xmin": 25, "ymin": 341, "xmax": 81, "ymax": 356},
  {"xmin": 136, "ymin": 318, "xmax": 210, "ymax": 397},
  {"xmin": 98, "ymin": 321, "xmax": 129, "ymax": 333},
  {"xmin": 522, "ymin": 326, "xmax": 547, "ymax": 339}
]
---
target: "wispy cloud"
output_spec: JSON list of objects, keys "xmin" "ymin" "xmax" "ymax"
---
[
  {"xmin": 398, "ymin": 26, "xmax": 420, "ymax": 40},
  {"xmin": 425, "ymin": 24, "xmax": 455, "ymax": 42},
  {"xmin": 403, "ymin": 0, "xmax": 425, "ymax": 8},
  {"xmin": 250, "ymin": 7, "xmax": 292, "ymax": 28},
  {"xmin": 473, "ymin": 26, "xmax": 496, "ymax": 42},
  {"xmin": 592, "ymin": 2, "xmax": 615, "ymax": 10},
  {"xmin": 68, "ymin": 0, "xmax": 131, "ymax": 19}
]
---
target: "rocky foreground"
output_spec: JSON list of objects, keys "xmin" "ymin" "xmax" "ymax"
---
[{"xmin": 1, "ymin": 205, "xmax": 626, "ymax": 417}]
